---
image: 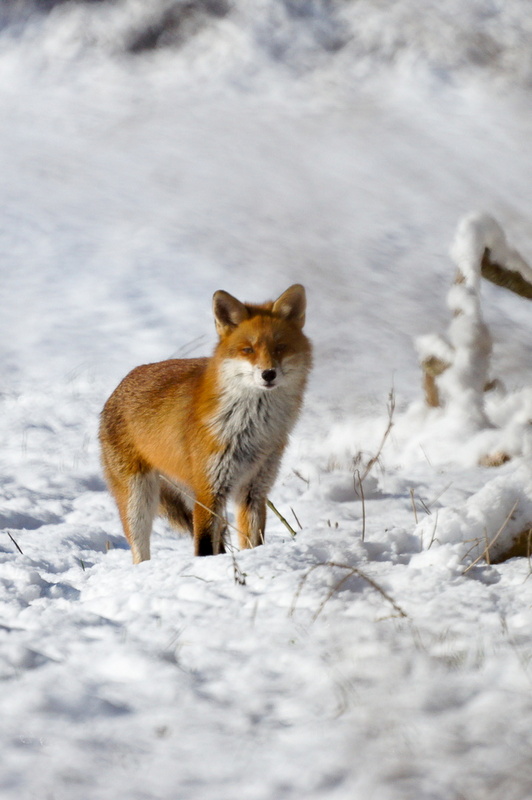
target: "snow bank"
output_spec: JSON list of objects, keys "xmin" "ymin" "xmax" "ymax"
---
[{"xmin": 414, "ymin": 459, "xmax": 532, "ymax": 565}]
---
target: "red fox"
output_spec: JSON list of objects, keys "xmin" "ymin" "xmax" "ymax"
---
[{"xmin": 99, "ymin": 284, "xmax": 312, "ymax": 562}]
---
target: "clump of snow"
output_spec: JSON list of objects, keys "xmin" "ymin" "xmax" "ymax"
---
[
  {"xmin": 437, "ymin": 280, "xmax": 492, "ymax": 428},
  {"xmin": 451, "ymin": 211, "xmax": 532, "ymax": 286}
]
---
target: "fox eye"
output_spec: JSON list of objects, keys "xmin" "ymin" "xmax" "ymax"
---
[
  {"xmin": 275, "ymin": 343, "xmax": 287, "ymax": 355},
  {"xmin": 241, "ymin": 345, "xmax": 254, "ymax": 354}
]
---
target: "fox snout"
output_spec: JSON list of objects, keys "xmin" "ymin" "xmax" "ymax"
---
[
  {"xmin": 261, "ymin": 368, "xmax": 277, "ymax": 386},
  {"xmin": 253, "ymin": 364, "xmax": 279, "ymax": 389}
]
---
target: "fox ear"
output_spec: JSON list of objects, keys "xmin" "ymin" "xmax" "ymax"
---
[
  {"xmin": 213, "ymin": 290, "xmax": 249, "ymax": 336},
  {"xmin": 272, "ymin": 284, "xmax": 306, "ymax": 328}
]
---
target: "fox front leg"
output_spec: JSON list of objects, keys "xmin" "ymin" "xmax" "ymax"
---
[
  {"xmin": 193, "ymin": 493, "xmax": 227, "ymax": 556},
  {"xmin": 235, "ymin": 451, "xmax": 284, "ymax": 549},
  {"xmin": 235, "ymin": 484, "xmax": 269, "ymax": 549}
]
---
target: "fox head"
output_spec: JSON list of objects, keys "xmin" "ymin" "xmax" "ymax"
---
[{"xmin": 212, "ymin": 284, "xmax": 312, "ymax": 391}]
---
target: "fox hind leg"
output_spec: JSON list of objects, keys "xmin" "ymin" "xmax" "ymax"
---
[
  {"xmin": 159, "ymin": 480, "xmax": 194, "ymax": 534},
  {"xmin": 122, "ymin": 471, "xmax": 160, "ymax": 563}
]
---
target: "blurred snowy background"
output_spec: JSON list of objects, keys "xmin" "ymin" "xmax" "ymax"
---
[{"xmin": 1, "ymin": 3, "xmax": 532, "ymax": 799}]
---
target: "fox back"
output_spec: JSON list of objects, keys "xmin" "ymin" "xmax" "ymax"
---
[{"xmin": 99, "ymin": 284, "xmax": 312, "ymax": 562}]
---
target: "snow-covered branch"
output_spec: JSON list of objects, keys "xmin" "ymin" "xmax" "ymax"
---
[{"xmin": 418, "ymin": 213, "xmax": 532, "ymax": 427}]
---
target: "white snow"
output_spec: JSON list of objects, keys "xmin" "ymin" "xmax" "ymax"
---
[
  {"xmin": 1, "ymin": 2, "xmax": 532, "ymax": 799},
  {"xmin": 451, "ymin": 212, "xmax": 532, "ymax": 286}
]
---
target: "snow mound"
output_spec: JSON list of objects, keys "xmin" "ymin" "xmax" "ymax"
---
[{"xmin": 414, "ymin": 459, "xmax": 532, "ymax": 565}]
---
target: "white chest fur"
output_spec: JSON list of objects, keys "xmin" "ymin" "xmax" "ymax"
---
[{"xmin": 207, "ymin": 360, "xmax": 300, "ymax": 496}]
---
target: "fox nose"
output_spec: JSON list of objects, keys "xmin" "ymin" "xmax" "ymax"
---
[{"xmin": 261, "ymin": 369, "xmax": 277, "ymax": 384}]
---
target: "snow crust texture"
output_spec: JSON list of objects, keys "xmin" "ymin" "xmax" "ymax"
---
[{"xmin": 1, "ymin": 3, "xmax": 532, "ymax": 800}]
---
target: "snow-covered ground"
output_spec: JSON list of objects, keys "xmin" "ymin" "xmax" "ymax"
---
[{"xmin": 1, "ymin": 2, "xmax": 532, "ymax": 798}]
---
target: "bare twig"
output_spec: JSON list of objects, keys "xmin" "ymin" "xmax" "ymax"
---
[
  {"xmin": 421, "ymin": 357, "xmax": 450, "ymax": 407},
  {"xmin": 481, "ymin": 247, "xmax": 532, "ymax": 299}
]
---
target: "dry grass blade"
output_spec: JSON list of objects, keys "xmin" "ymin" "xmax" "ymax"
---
[
  {"xmin": 427, "ymin": 482, "xmax": 453, "ymax": 508},
  {"xmin": 418, "ymin": 497, "xmax": 431, "ymax": 515},
  {"xmin": 358, "ymin": 388, "xmax": 395, "ymax": 483},
  {"xmin": 410, "ymin": 487, "xmax": 419, "ymax": 524},
  {"xmin": 290, "ymin": 561, "xmax": 408, "ymax": 620},
  {"xmin": 267, "ymin": 499, "xmax": 297, "ymax": 538},
  {"xmin": 292, "ymin": 469, "xmax": 309, "ymax": 487},
  {"xmin": 462, "ymin": 499, "xmax": 519, "ymax": 574},
  {"xmin": 354, "ymin": 469, "xmax": 366, "ymax": 542},
  {"xmin": 483, "ymin": 526, "xmax": 491, "ymax": 566},
  {"xmin": 232, "ymin": 557, "xmax": 247, "ymax": 586},
  {"xmin": 174, "ymin": 334, "xmax": 209, "ymax": 358},
  {"xmin": 291, "ymin": 507, "xmax": 303, "ymax": 530},
  {"xmin": 427, "ymin": 510, "xmax": 439, "ymax": 550},
  {"xmin": 7, "ymin": 531, "xmax": 23, "ymax": 554}
]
